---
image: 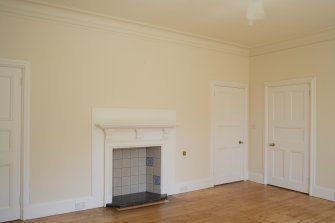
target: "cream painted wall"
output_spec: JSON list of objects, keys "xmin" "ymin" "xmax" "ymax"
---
[
  {"xmin": 249, "ymin": 40, "xmax": 335, "ymax": 189},
  {"xmin": 0, "ymin": 14, "xmax": 248, "ymax": 203}
]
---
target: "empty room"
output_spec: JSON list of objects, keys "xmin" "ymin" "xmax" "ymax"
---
[{"xmin": 0, "ymin": 0, "xmax": 335, "ymax": 222}]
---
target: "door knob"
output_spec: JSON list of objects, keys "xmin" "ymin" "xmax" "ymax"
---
[
  {"xmin": 269, "ymin": 143, "xmax": 275, "ymax": 147},
  {"xmin": 239, "ymin": 140, "xmax": 244, "ymax": 144}
]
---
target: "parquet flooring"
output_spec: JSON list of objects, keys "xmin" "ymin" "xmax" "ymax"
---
[{"xmin": 10, "ymin": 181, "xmax": 335, "ymax": 223}]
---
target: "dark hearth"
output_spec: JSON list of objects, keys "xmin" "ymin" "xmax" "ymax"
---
[{"xmin": 106, "ymin": 192, "xmax": 167, "ymax": 209}]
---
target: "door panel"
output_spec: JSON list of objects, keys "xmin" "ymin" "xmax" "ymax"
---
[
  {"xmin": 213, "ymin": 85, "xmax": 246, "ymax": 185},
  {"xmin": 267, "ymin": 84, "xmax": 309, "ymax": 193},
  {"xmin": 0, "ymin": 164, "xmax": 11, "ymax": 208},
  {"xmin": 0, "ymin": 130, "xmax": 11, "ymax": 152},
  {"xmin": 290, "ymin": 151, "xmax": 304, "ymax": 183},
  {"xmin": 0, "ymin": 76, "xmax": 12, "ymax": 120},
  {"xmin": 273, "ymin": 149, "xmax": 285, "ymax": 179},
  {"xmin": 0, "ymin": 67, "xmax": 21, "ymax": 222}
]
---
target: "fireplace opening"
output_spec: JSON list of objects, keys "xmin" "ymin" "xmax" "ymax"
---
[{"xmin": 106, "ymin": 146, "xmax": 167, "ymax": 208}]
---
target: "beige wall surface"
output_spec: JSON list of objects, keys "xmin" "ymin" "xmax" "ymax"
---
[
  {"xmin": 249, "ymin": 40, "xmax": 335, "ymax": 189},
  {"xmin": 0, "ymin": 14, "xmax": 248, "ymax": 203}
]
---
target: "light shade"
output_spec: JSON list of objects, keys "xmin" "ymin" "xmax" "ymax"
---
[{"xmin": 246, "ymin": 0, "xmax": 265, "ymax": 25}]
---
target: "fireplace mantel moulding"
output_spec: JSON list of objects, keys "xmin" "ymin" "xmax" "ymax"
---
[
  {"xmin": 96, "ymin": 122, "xmax": 177, "ymax": 205},
  {"xmin": 97, "ymin": 123, "xmax": 178, "ymax": 142},
  {"xmin": 96, "ymin": 123, "xmax": 178, "ymax": 130}
]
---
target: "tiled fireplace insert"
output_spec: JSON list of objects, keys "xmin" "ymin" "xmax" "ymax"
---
[{"xmin": 106, "ymin": 146, "xmax": 167, "ymax": 208}]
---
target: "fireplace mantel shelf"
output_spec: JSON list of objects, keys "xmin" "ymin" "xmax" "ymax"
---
[{"xmin": 96, "ymin": 123, "xmax": 178, "ymax": 130}]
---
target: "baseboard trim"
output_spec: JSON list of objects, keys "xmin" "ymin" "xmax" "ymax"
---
[
  {"xmin": 173, "ymin": 178, "xmax": 214, "ymax": 194},
  {"xmin": 22, "ymin": 178, "xmax": 334, "ymax": 220},
  {"xmin": 248, "ymin": 172, "xmax": 264, "ymax": 184},
  {"xmin": 23, "ymin": 196, "xmax": 101, "ymax": 220},
  {"xmin": 312, "ymin": 185, "xmax": 335, "ymax": 202},
  {"xmin": 247, "ymin": 172, "xmax": 335, "ymax": 202}
]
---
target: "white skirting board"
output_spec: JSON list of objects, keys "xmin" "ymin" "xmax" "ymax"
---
[
  {"xmin": 22, "ymin": 178, "xmax": 213, "ymax": 220},
  {"xmin": 173, "ymin": 178, "xmax": 214, "ymax": 194},
  {"xmin": 22, "ymin": 175, "xmax": 335, "ymax": 220},
  {"xmin": 248, "ymin": 172, "xmax": 264, "ymax": 184},
  {"xmin": 23, "ymin": 196, "xmax": 101, "ymax": 220},
  {"xmin": 311, "ymin": 186, "xmax": 335, "ymax": 202},
  {"xmin": 248, "ymin": 172, "xmax": 335, "ymax": 202}
]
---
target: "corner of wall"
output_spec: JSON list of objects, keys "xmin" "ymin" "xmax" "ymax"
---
[{"xmin": 248, "ymin": 172, "xmax": 264, "ymax": 184}]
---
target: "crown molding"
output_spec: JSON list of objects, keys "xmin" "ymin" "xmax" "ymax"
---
[
  {"xmin": 250, "ymin": 27, "xmax": 335, "ymax": 57},
  {"xmin": 0, "ymin": 0, "xmax": 249, "ymax": 57},
  {"xmin": 2, "ymin": 0, "xmax": 333, "ymax": 58}
]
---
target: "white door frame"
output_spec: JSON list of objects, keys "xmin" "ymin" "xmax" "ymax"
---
[
  {"xmin": 0, "ymin": 58, "xmax": 31, "ymax": 220},
  {"xmin": 210, "ymin": 81, "xmax": 249, "ymax": 183},
  {"xmin": 264, "ymin": 77, "xmax": 316, "ymax": 195}
]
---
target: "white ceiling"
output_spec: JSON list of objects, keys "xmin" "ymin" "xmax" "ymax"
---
[{"xmin": 27, "ymin": 0, "xmax": 335, "ymax": 48}]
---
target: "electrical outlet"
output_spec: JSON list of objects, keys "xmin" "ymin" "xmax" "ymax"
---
[
  {"xmin": 182, "ymin": 151, "xmax": 187, "ymax": 156},
  {"xmin": 75, "ymin": 201, "xmax": 86, "ymax": 210}
]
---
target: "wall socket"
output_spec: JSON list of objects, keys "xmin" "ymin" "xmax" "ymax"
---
[
  {"xmin": 182, "ymin": 151, "xmax": 187, "ymax": 156},
  {"xmin": 75, "ymin": 201, "xmax": 86, "ymax": 211}
]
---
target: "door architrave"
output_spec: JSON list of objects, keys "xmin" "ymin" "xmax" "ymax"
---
[
  {"xmin": 0, "ymin": 58, "xmax": 31, "ymax": 220},
  {"xmin": 264, "ymin": 77, "xmax": 316, "ymax": 195},
  {"xmin": 210, "ymin": 81, "xmax": 249, "ymax": 184}
]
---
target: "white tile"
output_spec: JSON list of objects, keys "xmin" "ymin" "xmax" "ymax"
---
[
  {"xmin": 122, "ymin": 149, "xmax": 131, "ymax": 159},
  {"xmin": 146, "ymin": 149, "xmax": 154, "ymax": 157},
  {"xmin": 113, "ymin": 150, "xmax": 122, "ymax": 160},
  {"xmin": 113, "ymin": 168, "xmax": 122, "ymax": 178},
  {"xmin": 153, "ymin": 149, "xmax": 161, "ymax": 159},
  {"xmin": 154, "ymin": 167, "xmax": 161, "ymax": 176},
  {"xmin": 138, "ymin": 157, "xmax": 146, "ymax": 166},
  {"xmin": 113, "ymin": 177, "xmax": 122, "ymax": 187},
  {"xmin": 131, "ymin": 158, "xmax": 139, "ymax": 167},
  {"xmin": 146, "ymin": 166, "xmax": 153, "ymax": 175},
  {"xmin": 130, "ymin": 149, "xmax": 139, "ymax": 158},
  {"xmin": 131, "ymin": 185, "xmax": 139, "ymax": 193},
  {"xmin": 122, "ymin": 167, "xmax": 131, "ymax": 177},
  {"xmin": 113, "ymin": 159, "xmax": 122, "ymax": 168},
  {"xmin": 138, "ymin": 148, "xmax": 146, "ymax": 157},
  {"xmin": 153, "ymin": 185, "xmax": 161, "ymax": 194},
  {"xmin": 122, "ymin": 176, "xmax": 130, "ymax": 186},
  {"xmin": 146, "ymin": 175, "xmax": 153, "ymax": 184},
  {"xmin": 146, "ymin": 183, "xmax": 153, "ymax": 193},
  {"xmin": 138, "ymin": 184, "xmax": 146, "ymax": 192},
  {"xmin": 131, "ymin": 167, "xmax": 139, "ymax": 176},
  {"xmin": 131, "ymin": 175, "xmax": 138, "ymax": 185},
  {"xmin": 122, "ymin": 158, "xmax": 131, "ymax": 167},
  {"xmin": 113, "ymin": 187, "xmax": 122, "ymax": 196},
  {"xmin": 139, "ymin": 166, "xmax": 146, "ymax": 175},
  {"xmin": 122, "ymin": 185, "xmax": 130, "ymax": 195},
  {"xmin": 154, "ymin": 158, "xmax": 161, "ymax": 168},
  {"xmin": 139, "ymin": 174, "xmax": 146, "ymax": 184}
]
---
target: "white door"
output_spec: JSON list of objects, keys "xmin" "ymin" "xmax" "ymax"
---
[
  {"xmin": 212, "ymin": 84, "xmax": 247, "ymax": 185},
  {"xmin": 267, "ymin": 84, "xmax": 309, "ymax": 193},
  {"xmin": 0, "ymin": 66, "xmax": 22, "ymax": 222}
]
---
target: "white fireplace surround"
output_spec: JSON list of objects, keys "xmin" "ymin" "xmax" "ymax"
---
[{"xmin": 93, "ymin": 108, "xmax": 177, "ymax": 205}]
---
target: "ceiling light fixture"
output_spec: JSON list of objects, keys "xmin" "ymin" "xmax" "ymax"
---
[{"xmin": 246, "ymin": 0, "xmax": 265, "ymax": 25}]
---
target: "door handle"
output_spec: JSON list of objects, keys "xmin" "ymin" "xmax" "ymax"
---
[
  {"xmin": 239, "ymin": 140, "xmax": 244, "ymax": 144},
  {"xmin": 269, "ymin": 143, "xmax": 275, "ymax": 147}
]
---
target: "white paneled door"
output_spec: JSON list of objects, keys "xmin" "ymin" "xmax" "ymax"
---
[
  {"xmin": 212, "ymin": 84, "xmax": 247, "ymax": 185},
  {"xmin": 267, "ymin": 84, "xmax": 310, "ymax": 193},
  {"xmin": 0, "ymin": 66, "xmax": 22, "ymax": 222}
]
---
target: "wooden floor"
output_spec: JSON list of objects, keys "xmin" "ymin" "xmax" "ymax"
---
[{"xmin": 11, "ymin": 181, "xmax": 335, "ymax": 223}]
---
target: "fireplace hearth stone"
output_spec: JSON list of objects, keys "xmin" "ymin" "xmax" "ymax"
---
[{"xmin": 106, "ymin": 192, "xmax": 167, "ymax": 209}]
